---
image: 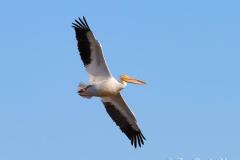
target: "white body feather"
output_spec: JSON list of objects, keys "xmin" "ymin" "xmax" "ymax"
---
[{"xmin": 84, "ymin": 77, "xmax": 126, "ymax": 97}]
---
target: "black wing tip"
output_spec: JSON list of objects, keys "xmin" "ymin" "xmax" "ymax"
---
[
  {"xmin": 72, "ymin": 16, "xmax": 91, "ymax": 31},
  {"xmin": 131, "ymin": 131, "xmax": 146, "ymax": 148}
]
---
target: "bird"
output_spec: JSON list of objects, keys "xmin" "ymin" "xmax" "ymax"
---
[{"xmin": 72, "ymin": 17, "xmax": 146, "ymax": 148}]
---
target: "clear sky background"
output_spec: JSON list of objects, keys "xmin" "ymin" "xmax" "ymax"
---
[{"xmin": 0, "ymin": 0, "xmax": 239, "ymax": 159}]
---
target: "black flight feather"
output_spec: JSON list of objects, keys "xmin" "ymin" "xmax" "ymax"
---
[
  {"xmin": 72, "ymin": 16, "xmax": 92, "ymax": 66},
  {"xmin": 102, "ymin": 101, "xmax": 146, "ymax": 148}
]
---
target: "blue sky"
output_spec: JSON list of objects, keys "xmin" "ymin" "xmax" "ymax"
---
[{"xmin": 0, "ymin": 0, "xmax": 239, "ymax": 159}]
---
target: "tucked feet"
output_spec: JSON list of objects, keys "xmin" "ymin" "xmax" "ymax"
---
[
  {"xmin": 78, "ymin": 84, "xmax": 93, "ymax": 99},
  {"xmin": 78, "ymin": 88, "xmax": 86, "ymax": 94}
]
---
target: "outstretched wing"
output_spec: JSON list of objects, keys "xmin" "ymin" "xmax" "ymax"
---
[
  {"xmin": 72, "ymin": 17, "xmax": 112, "ymax": 83},
  {"xmin": 102, "ymin": 93, "xmax": 146, "ymax": 148}
]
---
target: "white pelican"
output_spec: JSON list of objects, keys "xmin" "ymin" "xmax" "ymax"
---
[{"xmin": 72, "ymin": 17, "xmax": 146, "ymax": 148}]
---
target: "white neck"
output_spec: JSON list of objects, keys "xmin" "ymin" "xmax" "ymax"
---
[{"xmin": 119, "ymin": 79, "xmax": 127, "ymax": 88}]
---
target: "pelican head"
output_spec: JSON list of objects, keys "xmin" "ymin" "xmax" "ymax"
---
[{"xmin": 120, "ymin": 74, "xmax": 146, "ymax": 85}]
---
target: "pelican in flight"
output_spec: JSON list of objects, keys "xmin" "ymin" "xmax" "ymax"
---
[{"xmin": 72, "ymin": 17, "xmax": 146, "ymax": 148}]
